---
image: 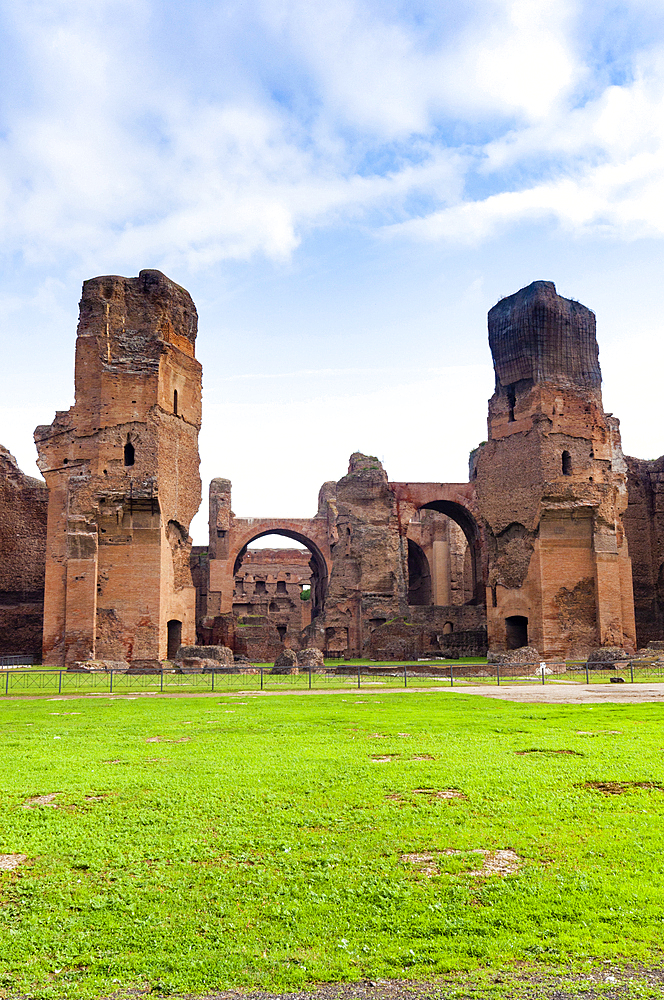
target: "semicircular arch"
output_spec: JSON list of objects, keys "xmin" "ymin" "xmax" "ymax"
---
[
  {"xmin": 417, "ymin": 500, "xmax": 484, "ymax": 604},
  {"xmin": 231, "ymin": 528, "xmax": 329, "ymax": 618}
]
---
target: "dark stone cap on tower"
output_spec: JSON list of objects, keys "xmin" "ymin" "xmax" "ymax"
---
[{"xmin": 488, "ymin": 281, "xmax": 600, "ymax": 389}]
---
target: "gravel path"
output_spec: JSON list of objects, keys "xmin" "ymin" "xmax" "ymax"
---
[
  {"xmin": 6, "ymin": 681, "xmax": 664, "ymax": 706},
  {"xmin": 99, "ymin": 965, "xmax": 664, "ymax": 999}
]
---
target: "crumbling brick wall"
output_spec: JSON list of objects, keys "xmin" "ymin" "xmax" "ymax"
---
[
  {"xmin": 0, "ymin": 447, "xmax": 48, "ymax": 659},
  {"xmin": 35, "ymin": 270, "xmax": 202, "ymax": 666}
]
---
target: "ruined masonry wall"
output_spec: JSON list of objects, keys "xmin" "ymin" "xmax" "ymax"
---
[{"xmin": 0, "ymin": 447, "xmax": 48, "ymax": 659}]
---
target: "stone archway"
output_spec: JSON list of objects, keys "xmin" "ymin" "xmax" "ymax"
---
[
  {"xmin": 390, "ymin": 482, "xmax": 486, "ymax": 607},
  {"xmin": 231, "ymin": 528, "xmax": 329, "ymax": 619}
]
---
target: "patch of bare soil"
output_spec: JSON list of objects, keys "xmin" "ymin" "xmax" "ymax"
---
[
  {"xmin": 371, "ymin": 755, "xmax": 398, "ymax": 762},
  {"xmin": 0, "ymin": 854, "xmax": 27, "ymax": 871},
  {"xmin": 411, "ymin": 754, "xmax": 435, "ymax": 761},
  {"xmin": 146, "ymin": 736, "xmax": 191, "ymax": 744},
  {"xmin": 515, "ymin": 748, "xmax": 583, "ymax": 756},
  {"xmin": 576, "ymin": 730, "xmax": 623, "ymax": 736},
  {"xmin": 584, "ymin": 780, "xmax": 664, "ymax": 794},
  {"xmin": 23, "ymin": 793, "xmax": 59, "ymax": 808},
  {"xmin": 384, "ymin": 793, "xmax": 403, "ymax": 802},
  {"xmin": 413, "ymin": 788, "xmax": 466, "ymax": 800},
  {"xmin": 401, "ymin": 848, "xmax": 522, "ymax": 879},
  {"xmin": 463, "ymin": 849, "xmax": 521, "ymax": 877},
  {"xmin": 400, "ymin": 852, "xmax": 439, "ymax": 877}
]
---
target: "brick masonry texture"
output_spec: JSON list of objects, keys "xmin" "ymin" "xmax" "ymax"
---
[{"xmin": 3, "ymin": 274, "xmax": 663, "ymax": 663}]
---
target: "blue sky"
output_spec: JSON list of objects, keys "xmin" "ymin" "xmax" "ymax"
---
[{"xmin": 2, "ymin": 0, "xmax": 664, "ymax": 543}]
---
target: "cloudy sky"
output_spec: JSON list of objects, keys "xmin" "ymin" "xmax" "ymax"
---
[{"xmin": 2, "ymin": 0, "xmax": 664, "ymax": 543}]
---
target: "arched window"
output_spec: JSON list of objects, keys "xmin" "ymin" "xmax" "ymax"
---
[
  {"xmin": 173, "ymin": 389, "xmax": 178, "ymax": 416},
  {"xmin": 562, "ymin": 450, "xmax": 572, "ymax": 476},
  {"xmin": 124, "ymin": 438, "xmax": 135, "ymax": 467}
]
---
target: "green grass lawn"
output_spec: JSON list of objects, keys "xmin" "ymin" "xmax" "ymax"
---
[{"xmin": 0, "ymin": 690, "xmax": 663, "ymax": 998}]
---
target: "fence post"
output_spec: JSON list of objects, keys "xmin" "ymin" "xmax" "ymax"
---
[
  {"xmin": 450, "ymin": 662, "xmax": 454, "ymax": 687},
  {"xmin": 404, "ymin": 663, "xmax": 407, "ymax": 688},
  {"xmin": 541, "ymin": 662, "xmax": 545, "ymax": 686},
  {"xmin": 585, "ymin": 662, "xmax": 589, "ymax": 685},
  {"xmin": 58, "ymin": 670, "xmax": 62, "ymax": 694},
  {"xmin": 357, "ymin": 663, "xmax": 361, "ymax": 689},
  {"xmin": 630, "ymin": 660, "xmax": 634, "ymax": 684},
  {"xmin": 211, "ymin": 669, "xmax": 215, "ymax": 693},
  {"xmin": 260, "ymin": 667, "xmax": 264, "ymax": 690},
  {"xmin": 496, "ymin": 662, "xmax": 500, "ymax": 686},
  {"xmin": 309, "ymin": 666, "xmax": 312, "ymax": 690},
  {"xmin": 4, "ymin": 670, "xmax": 8, "ymax": 695},
  {"xmin": 110, "ymin": 669, "xmax": 113, "ymax": 694}
]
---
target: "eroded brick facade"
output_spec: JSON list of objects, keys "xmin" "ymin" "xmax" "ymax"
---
[
  {"xmin": 0, "ymin": 447, "xmax": 48, "ymax": 659},
  {"xmin": 473, "ymin": 281, "xmax": 636, "ymax": 657},
  {"xmin": 35, "ymin": 270, "xmax": 202, "ymax": 666},
  {"xmin": 2, "ymin": 273, "xmax": 660, "ymax": 664}
]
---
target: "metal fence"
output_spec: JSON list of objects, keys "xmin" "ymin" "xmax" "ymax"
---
[
  {"xmin": 1, "ymin": 658, "xmax": 663, "ymax": 696},
  {"xmin": 0, "ymin": 654, "xmax": 35, "ymax": 667}
]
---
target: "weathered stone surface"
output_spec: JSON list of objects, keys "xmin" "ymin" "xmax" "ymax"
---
[
  {"xmin": 487, "ymin": 645, "xmax": 541, "ymax": 665},
  {"xmin": 296, "ymin": 647, "xmax": 324, "ymax": 667},
  {"xmin": 0, "ymin": 446, "xmax": 48, "ymax": 659},
  {"xmin": 474, "ymin": 281, "xmax": 635, "ymax": 659},
  {"xmin": 175, "ymin": 644, "xmax": 233, "ymax": 665},
  {"xmin": 35, "ymin": 270, "xmax": 202, "ymax": 667},
  {"xmin": 623, "ymin": 456, "xmax": 664, "ymax": 648},
  {"xmin": 69, "ymin": 659, "xmax": 128, "ymax": 672},
  {"xmin": 272, "ymin": 647, "xmax": 298, "ymax": 672},
  {"xmin": 489, "ymin": 281, "xmax": 600, "ymax": 390},
  {"xmin": 586, "ymin": 646, "xmax": 628, "ymax": 668}
]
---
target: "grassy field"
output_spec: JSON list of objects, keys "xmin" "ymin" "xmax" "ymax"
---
[{"xmin": 0, "ymin": 689, "xmax": 663, "ymax": 998}]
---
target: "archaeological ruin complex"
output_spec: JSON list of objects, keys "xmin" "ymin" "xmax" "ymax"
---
[{"xmin": 2, "ymin": 271, "xmax": 662, "ymax": 665}]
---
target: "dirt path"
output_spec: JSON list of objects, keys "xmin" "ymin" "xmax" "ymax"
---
[{"xmin": 101, "ymin": 964, "xmax": 664, "ymax": 999}]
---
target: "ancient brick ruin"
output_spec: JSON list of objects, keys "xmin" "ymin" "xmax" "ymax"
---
[
  {"xmin": 34, "ymin": 270, "xmax": 201, "ymax": 667},
  {"xmin": 2, "ymin": 272, "xmax": 663, "ymax": 664},
  {"xmin": 0, "ymin": 446, "xmax": 48, "ymax": 659},
  {"xmin": 473, "ymin": 281, "xmax": 635, "ymax": 657}
]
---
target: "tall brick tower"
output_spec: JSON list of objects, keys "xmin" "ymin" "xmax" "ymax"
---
[
  {"xmin": 35, "ymin": 270, "xmax": 202, "ymax": 666},
  {"xmin": 473, "ymin": 280, "xmax": 636, "ymax": 658}
]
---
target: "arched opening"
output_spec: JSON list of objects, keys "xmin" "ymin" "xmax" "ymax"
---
[
  {"xmin": 417, "ymin": 500, "xmax": 484, "ymax": 605},
  {"xmin": 443, "ymin": 621, "xmax": 453, "ymax": 635},
  {"xmin": 173, "ymin": 389, "xmax": 178, "ymax": 416},
  {"xmin": 505, "ymin": 615, "xmax": 528, "ymax": 649},
  {"xmin": 407, "ymin": 539, "xmax": 432, "ymax": 605},
  {"xmin": 167, "ymin": 619, "xmax": 182, "ymax": 659},
  {"xmin": 562, "ymin": 450, "xmax": 572, "ymax": 475},
  {"xmin": 124, "ymin": 437, "xmax": 135, "ymax": 467},
  {"xmin": 232, "ymin": 530, "xmax": 329, "ymax": 621}
]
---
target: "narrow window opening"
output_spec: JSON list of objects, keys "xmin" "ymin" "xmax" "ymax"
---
[
  {"xmin": 562, "ymin": 450, "xmax": 572, "ymax": 476},
  {"xmin": 173, "ymin": 389, "xmax": 178, "ymax": 415},
  {"xmin": 276, "ymin": 580, "xmax": 287, "ymax": 594},
  {"xmin": 442, "ymin": 621, "xmax": 453, "ymax": 635},
  {"xmin": 507, "ymin": 386, "xmax": 516, "ymax": 422},
  {"xmin": 276, "ymin": 625, "xmax": 287, "ymax": 641},
  {"xmin": 124, "ymin": 438, "xmax": 135, "ymax": 467}
]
